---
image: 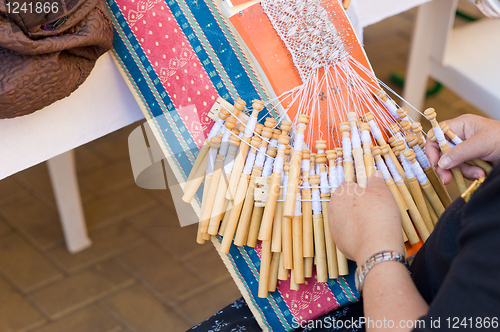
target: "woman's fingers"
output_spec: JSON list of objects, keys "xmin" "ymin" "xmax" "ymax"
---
[{"xmin": 425, "ymin": 139, "xmax": 441, "ymax": 168}]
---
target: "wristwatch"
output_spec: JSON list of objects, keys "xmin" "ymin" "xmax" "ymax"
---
[{"xmin": 355, "ymin": 251, "xmax": 407, "ymax": 295}]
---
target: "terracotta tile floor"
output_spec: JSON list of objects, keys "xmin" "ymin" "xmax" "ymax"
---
[{"xmin": 0, "ymin": 7, "xmax": 487, "ymax": 332}]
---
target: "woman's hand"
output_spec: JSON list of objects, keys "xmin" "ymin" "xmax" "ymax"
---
[
  {"xmin": 426, "ymin": 114, "xmax": 500, "ymax": 184},
  {"xmin": 328, "ymin": 171, "xmax": 404, "ymax": 265}
]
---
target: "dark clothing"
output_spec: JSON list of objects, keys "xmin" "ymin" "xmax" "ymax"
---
[
  {"xmin": 411, "ymin": 164, "xmax": 500, "ymax": 330},
  {"xmin": 189, "ymin": 165, "xmax": 500, "ymax": 331}
]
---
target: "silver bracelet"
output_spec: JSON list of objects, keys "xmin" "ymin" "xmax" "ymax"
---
[{"xmin": 355, "ymin": 251, "xmax": 408, "ymax": 295}]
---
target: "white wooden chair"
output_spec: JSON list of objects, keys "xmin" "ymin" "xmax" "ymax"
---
[{"xmin": 403, "ymin": 0, "xmax": 500, "ymax": 120}]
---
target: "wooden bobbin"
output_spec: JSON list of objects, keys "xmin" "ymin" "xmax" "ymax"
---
[
  {"xmin": 347, "ymin": 112, "xmax": 367, "ymax": 188},
  {"xmin": 374, "ymin": 88, "xmax": 388, "ymax": 102},
  {"xmin": 283, "ymin": 114, "xmax": 309, "ymax": 219},
  {"xmin": 271, "ymin": 183, "xmax": 283, "ymax": 253},
  {"xmin": 219, "ymin": 137, "xmax": 261, "ymax": 253},
  {"xmin": 396, "ymin": 144, "xmax": 434, "ymax": 235},
  {"xmin": 183, "ymin": 105, "xmax": 232, "ymax": 201},
  {"xmin": 403, "ymin": 148, "xmax": 446, "ymax": 218},
  {"xmin": 282, "ymin": 164, "xmax": 293, "ymax": 270},
  {"xmin": 258, "ymin": 240, "xmax": 273, "ymax": 298},
  {"xmin": 411, "ymin": 122, "xmax": 426, "ymax": 150},
  {"xmin": 359, "ymin": 123, "xmax": 375, "ymax": 178},
  {"xmin": 372, "ymin": 147, "xmax": 420, "ymax": 245},
  {"xmin": 268, "ymin": 251, "xmax": 281, "ymax": 292},
  {"xmin": 365, "ymin": 112, "xmax": 407, "ymax": 182},
  {"xmin": 310, "ymin": 174, "xmax": 328, "ymax": 282},
  {"xmin": 340, "ymin": 122, "xmax": 355, "ymax": 183},
  {"xmin": 292, "ymin": 190, "xmax": 305, "ymax": 283},
  {"xmin": 207, "ymin": 118, "xmax": 239, "ymax": 230},
  {"xmin": 226, "ymin": 100, "xmax": 256, "ymax": 201},
  {"xmin": 400, "ymin": 120, "xmax": 412, "ymax": 136},
  {"xmin": 440, "ymin": 121, "xmax": 493, "ymax": 175},
  {"xmin": 381, "ymin": 144, "xmax": 430, "ymax": 242},
  {"xmin": 258, "ymin": 135, "xmax": 290, "ymax": 242},
  {"xmin": 234, "ymin": 128, "xmax": 273, "ymax": 245},
  {"xmin": 424, "ymin": 108, "xmax": 467, "ymax": 194},
  {"xmin": 424, "ymin": 194, "xmax": 439, "ymax": 225},
  {"xmin": 407, "ymin": 134, "xmax": 452, "ymax": 208},
  {"xmin": 198, "ymin": 137, "xmax": 222, "ymax": 232},
  {"xmin": 301, "ymin": 150, "xmax": 314, "ymax": 258},
  {"xmin": 218, "ymin": 131, "xmax": 242, "ymax": 236},
  {"xmin": 277, "ymin": 252, "xmax": 288, "ymax": 281},
  {"xmin": 317, "ymin": 154, "xmax": 340, "ymax": 278},
  {"xmin": 280, "ymin": 120, "xmax": 293, "ymax": 136},
  {"xmin": 396, "ymin": 107, "xmax": 406, "ymax": 119}
]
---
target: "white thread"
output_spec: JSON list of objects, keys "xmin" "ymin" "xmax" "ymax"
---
[
  {"xmin": 384, "ymin": 100, "xmax": 399, "ymax": 119},
  {"xmin": 368, "ymin": 120, "xmax": 383, "ymax": 140},
  {"xmin": 283, "ymin": 174, "xmax": 289, "ymax": 199},
  {"xmin": 294, "ymin": 192, "xmax": 302, "ymax": 216},
  {"xmin": 337, "ymin": 156, "xmax": 345, "ymax": 184},
  {"xmin": 274, "ymin": 155, "xmax": 285, "ymax": 174},
  {"xmin": 255, "ymin": 147, "xmax": 267, "ymax": 168},
  {"xmin": 219, "ymin": 127, "xmax": 232, "ymax": 156},
  {"xmin": 208, "ymin": 120, "xmax": 223, "ymax": 140},
  {"xmin": 244, "ymin": 116, "xmax": 258, "ymax": 137},
  {"xmin": 263, "ymin": 156, "xmax": 275, "ymax": 177},
  {"xmin": 206, "ymin": 147, "xmax": 218, "ymax": 175},
  {"xmin": 434, "ymin": 126, "xmax": 447, "ymax": 146},
  {"xmin": 312, "ymin": 188, "xmax": 322, "ymax": 215},
  {"xmin": 320, "ymin": 171, "xmax": 329, "ymax": 195},
  {"xmin": 410, "ymin": 161, "xmax": 428, "ymax": 185},
  {"xmin": 243, "ymin": 153, "xmax": 257, "ymax": 175},
  {"xmin": 329, "ymin": 165, "xmax": 339, "ymax": 190},
  {"xmin": 261, "ymin": 0, "xmax": 349, "ymax": 82},
  {"xmin": 351, "ymin": 126, "xmax": 361, "ymax": 149},
  {"xmin": 342, "ymin": 136, "xmax": 353, "ymax": 162},
  {"xmin": 375, "ymin": 159, "xmax": 391, "ymax": 182},
  {"xmin": 385, "ymin": 157, "xmax": 403, "ymax": 185},
  {"xmin": 223, "ymin": 147, "xmax": 238, "ymax": 174},
  {"xmin": 412, "ymin": 145, "xmax": 431, "ymax": 170},
  {"xmin": 401, "ymin": 156, "xmax": 416, "ymax": 180}
]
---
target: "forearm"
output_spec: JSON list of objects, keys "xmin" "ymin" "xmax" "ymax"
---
[{"xmin": 362, "ymin": 261, "xmax": 429, "ymax": 331}]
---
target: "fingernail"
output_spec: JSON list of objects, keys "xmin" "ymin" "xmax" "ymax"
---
[
  {"xmin": 373, "ymin": 170, "xmax": 383, "ymax": 179},
  {"xmin": 474, "ymin": 173, "xmax": 480, "ymax": 179},
  {"xmin": 438, "ymin": 156, "xmax": 452, "ymax": 169}
]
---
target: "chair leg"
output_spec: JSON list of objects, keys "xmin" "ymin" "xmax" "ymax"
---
[
  {"xmin": 403, "ymin": 1, "xmax": 437, "ymax": 120},
  {"xmin": 47, "ymin": 150, "xmax": 92, "ymax": 253}
]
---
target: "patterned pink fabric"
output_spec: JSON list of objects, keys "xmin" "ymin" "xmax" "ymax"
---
[{"xmin": 117, "ymin": 0, "xmax": 218, "ymax": 147}]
